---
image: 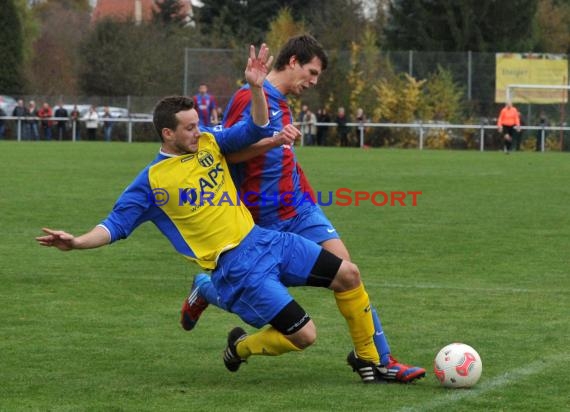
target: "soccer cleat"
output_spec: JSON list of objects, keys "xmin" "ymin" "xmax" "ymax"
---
[
  {"xmin": 180, "ymin": 274, "xmax": 210, "ymax": 331},
  {"xmin": 376, "ymin": 355, "xmax": 426, "ymax": 383},
  {"xmin": 346, "ymin": 350, "xmax": 386, "ymax": 384},
  {"xmin": 223, "ymin": 327, "xmax": 248, "ymax": 372}
]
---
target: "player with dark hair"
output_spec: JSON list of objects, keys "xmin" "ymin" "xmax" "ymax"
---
[
  {"xmin": 193, "ymin": 83, "xmax": 218, "ymax": 127},
  {"xmin": 35, "ymin": 44, "xmax": 386, "ymax": 384},
  {"xmin": 182, "ymin": 34, "xmax": 426, "ymax": 383}
]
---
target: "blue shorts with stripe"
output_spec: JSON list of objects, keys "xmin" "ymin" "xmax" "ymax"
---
[
  {"xmin": 264, "ymin": 205, "xmax": 340, "ymax": 245},
  {"xmin": 211, "ymin": 225, "xmax": 322, "ymax": 329}
]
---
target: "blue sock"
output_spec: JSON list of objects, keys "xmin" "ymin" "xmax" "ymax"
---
[
  {"xmin": 372, "ymin": 307, "xmax": 391, "ymax": 365},
  {"xmin": 195, "ymin": 273, "xmax": 227, "ymax": 310}
]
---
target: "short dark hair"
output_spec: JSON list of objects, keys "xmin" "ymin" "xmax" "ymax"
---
[
  {"xmin": 153, "ymin": 96, "xmax": 194, "ymax": 140},
  {"xmin": 273, "ymin": 34, "xmax": 328, "ymax": 72}
]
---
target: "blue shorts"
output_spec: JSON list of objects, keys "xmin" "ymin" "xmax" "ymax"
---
[
  {"xmin": 264, "ymin": 206, "xmax": 340, "ymax": 245},
  {"xmin": 211, "ymin": 225, "xmax": 322, "ymax": 329}
]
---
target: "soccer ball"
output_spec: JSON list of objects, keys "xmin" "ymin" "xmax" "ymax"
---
[{"xmin": 434, "ymin": 343, "xmax": 482, "ymax": 388}]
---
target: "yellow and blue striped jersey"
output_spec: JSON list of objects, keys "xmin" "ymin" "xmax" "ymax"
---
[{"xmin": 100, "ymin": 118, "xmax": 269, "ymax": 270}]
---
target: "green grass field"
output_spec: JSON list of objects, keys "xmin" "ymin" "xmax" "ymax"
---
[{"xmin": 1, "ymin": 142, "xmax": 569, "ymax": 411}]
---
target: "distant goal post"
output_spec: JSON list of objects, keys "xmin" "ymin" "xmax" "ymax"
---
[{"xmin": 505, "ymin": 84, "xmax": 569, "ymax": 104}]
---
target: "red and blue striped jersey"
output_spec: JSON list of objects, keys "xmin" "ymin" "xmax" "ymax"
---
[
  {"xmin": 193, "ymin": 93, "xmax": 217, "ymax": 127},
  {"xmin": 224, "ymin": 80, "xmax": 316, "ymax": 226}
]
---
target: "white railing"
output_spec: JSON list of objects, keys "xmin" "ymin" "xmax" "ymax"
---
[
  {"xmin": 0, "ymin": 116, "xmax": 150, "ymax": 143},
  {"xmin": 298, "ymin": 121, "xmax": 569, "ymax": 152},
  {"xmin": 1, "ymin": 115, "xmax": 568, "ymax": 152}
]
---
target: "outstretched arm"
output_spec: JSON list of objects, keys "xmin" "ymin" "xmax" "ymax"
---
[
  {"xmin": 36, "ymin": 226, "xmax": 110, "ymax": 251},
  {"xmin": 245, "ymin": 43, "xmax": 273, "ymax": 127},
  {"xmin": 226, "ymin": 124, "xmax": 302, "ymax": 163}
]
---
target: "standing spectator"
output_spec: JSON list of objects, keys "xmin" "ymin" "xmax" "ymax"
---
[
  {"xmin": 54, "ymin": 103, "xmax": 69, "ymax": 141},
  {"xmin": 355, "ymin": 107, "xmax": 366, "ymax": 147},
  {"xmin": 193, "ymin": 83, "xmax": 218, "ymax": 127},
  {"xmin": 12, "ymin": 99, "xmax": 26, "ymax": 117},
  {"xmin": 12, "ymin": 99, "xmax": 28, "ymax": 140},
  {"xmin": 38, "ymin": 102, "xmax": 54, "ymax": 141},
  {"xmin": 27, "ymin": 100, "xmax": 40, "ymax": 140},
  {"xmin": 336, "ymin": 106, "xmax": 349, "ymax": 147},
  {"xmin": 301, "ymin": 107, "xmax": 317, "ymax": 146},
  {"xmin": 82, "ymin": 105, "xmax": 99, "ymax": 141},
  {"xmin": 497, "ymin": 101, "xmax": 520, "ymax": 154},
  {"xmin": 298, "ymin": 104, "xmax": 309, "ymax": 124},
  {"xmin": 70, "ymin": 105, "xmax": 81, "ymax": 140},
  {"xmin": 102, "ymin": 106, "xmax": 113, "ymax": 142},
  {"xmin": 316, "ymin": 108, "xmax": 331, "ymax": 146},
  {"xmin": 0, "ymin": 107, "xmax": 6, "ymax": 139}
]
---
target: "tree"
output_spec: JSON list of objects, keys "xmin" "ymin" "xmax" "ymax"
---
[
  {"xmin": 301, "ymin": 0, "xmax": 377, "ymax": 50},
  {"xmin": 534, "ymin": 0, "xmax": 570, "ymax": 53},
  {"xmin": 25, "ymin": 1, "xmax": 90, "ymax": 95},
  {"xmin": 78, "ymin": 19, "xmax": 201, "ymax": 97},
  {"xmin": 0, "ymin": 0, "xmax": 25, "ymax": 93},
  {"xmin": 197, "ymin": 0, "xmax": 284, "ymax": 46},
  {"xmin": 265, "ymin": 7, "xmax": 305, "ymax": 53},
  {"xmin": 152, "ymin": 0, "xmax": 187, "ymax": 27},
  {"xmin": 420, "ymin": 65, "xmax": 464, "ymax": 123},
  {"xmin": 385, "ymin": 0, "xmax": 539, "ymax": 52}
]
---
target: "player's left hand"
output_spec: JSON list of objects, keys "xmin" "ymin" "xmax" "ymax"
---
[
  {"xmin": 245, "ymin": 43, "xmax": 273, "ymax": 89},
  {"xmin": 36, "ymin": 228, "xmax": 75, "ymax": 251},
  {"xmin": 272, "ymin": 124, "xmax": 301, "ymax": 147}
]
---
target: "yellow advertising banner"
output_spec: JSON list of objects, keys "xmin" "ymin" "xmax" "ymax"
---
[{"xmin": 495, "ymin": 53, "xmax": 568, "ymax": 103}]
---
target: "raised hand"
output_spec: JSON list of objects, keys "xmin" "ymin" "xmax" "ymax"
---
[{"xmin": 245, "ymin": 43, "xmax": 273, "ymax": 89}]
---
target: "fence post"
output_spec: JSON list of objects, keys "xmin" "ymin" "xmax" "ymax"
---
[
  {"xmin": 359, "ymin": 124, "xmax": 364, "ymax": 148},
  {"xmin": 183, "ymin": 48, "xmax": 188, "ymax": 96},
  {"xmin": 480, "ymin": 126, "xmax": 485, "ymax": 152},
  {"xmin": 128, "ymin": 119, "xmax": 133, "ymax": 143},
  {"xmin": 419, "ymin": 124, "xmax": 424, "ymax": 150},
  {"xmin": 541, "ymin": 127, "xmax": 545, "ymax": 152},
  {"xmin": 17, "ymin": 118, "xmax": 22, "ymax": 142}
]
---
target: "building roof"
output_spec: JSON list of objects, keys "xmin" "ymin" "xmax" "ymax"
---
[{"xmin": 92, "ymin": 0, "xmax": 192, "ymax": 24}]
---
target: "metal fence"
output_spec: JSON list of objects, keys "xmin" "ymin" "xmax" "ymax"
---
[
  {"xmin": 2, "ymin": 114, "xmax": 569, "ymax": 152},
  {"xmin": 182, "ymin": 49, "xmax": 570, "ymax": 124}
]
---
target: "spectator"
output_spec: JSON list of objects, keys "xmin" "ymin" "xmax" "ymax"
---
[
  {"xmin": 70, "ymin": 105, "xmax": 81, "ymax": 141},
  {"xmin": 38, "ymin": 102, "xmax": 54, "ymax": 141},
  {"xmin": 82, "ymin": 105, "xmax": 99, "ymax": 141},
  {"xmin": 316, "ymin": 108, "xmax": 331, "ymax": 146},
  {"xmin": 54, "ymin": 103, "xmax": 69, "ymax": 141},
  {"xmin": 102, "ymin": 106, "xmax": 113, "ymax": 142},
  {"xmin": 302, "ymin": 107, "xmax": 317, "ymax": 146},
  {"xmin": 336, "ymin": 106, "xmax": 349, "ymax": 147},
  {"xmin": 12, "ymin": 99, "xmax": 28, "ymax": 140},
  {"xmin": 355, "ymin": 107, "xmax": 366, "ymax": 147},
  {"xmin": 298, "ymin": 104, "xmax": 309, "ymax": 124},
  {"xmin": 0, "ymin": 107, "xmax": 5, "ymax": 139},
  {"xmin": 497, "ymin": 101, "xmax": 520, "ymax": 154},
  {"xmin": 27, "ymin": 100, "xmax": 40, "ymax": 140},
  {"xmin": 193, "ymin": 83, "xmax": 218, "ymax": 127}
]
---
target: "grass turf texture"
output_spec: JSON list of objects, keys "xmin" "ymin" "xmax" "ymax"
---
[{"xmin": 1, "ymin": 141, "xmax": 568, "ymax": 411}]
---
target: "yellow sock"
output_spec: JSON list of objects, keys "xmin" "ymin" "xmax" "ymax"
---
[
  {"xmin": 334, "ymin": 283, "xmax": 379, "ymax": 364},
  {"xmin": 236, "ymin": 326, "xmax": 302, "ymax": 359}
]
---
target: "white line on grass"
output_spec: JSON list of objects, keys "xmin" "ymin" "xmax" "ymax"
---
[{"xmin": 397, "ymin": 354, "xmax": 568, "ymax": 412}]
